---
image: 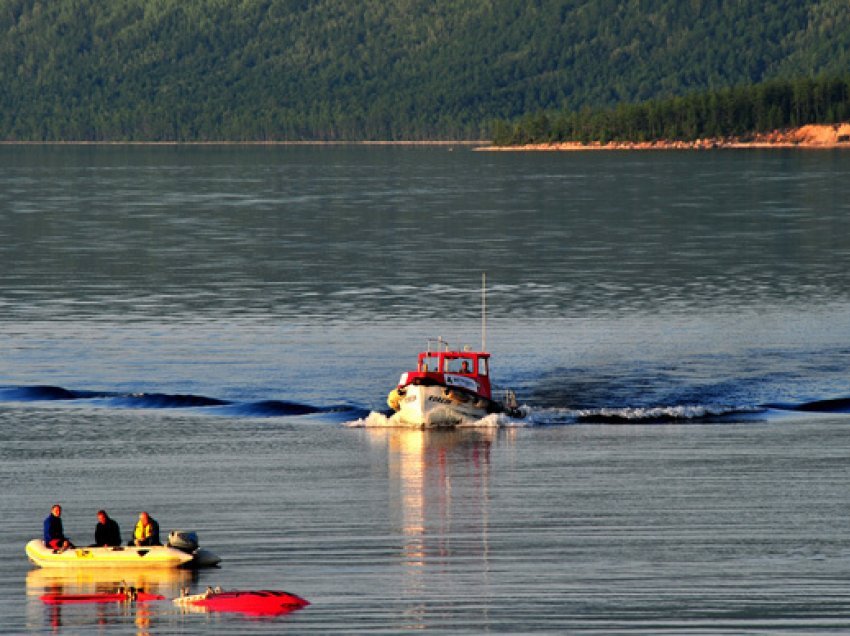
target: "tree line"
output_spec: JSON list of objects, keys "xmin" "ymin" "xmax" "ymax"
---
[{"xmin": 492, "ymin": 76, "xmax": 850, "ymax": 145}]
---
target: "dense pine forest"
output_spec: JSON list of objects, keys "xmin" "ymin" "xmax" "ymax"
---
[
  {"xmin": 493, "ymin": 76, "xmax": 850, "ymax": 144},
  {"xmin": 2, "ymin": 0, "xmax": 850, "ymax": 141}
]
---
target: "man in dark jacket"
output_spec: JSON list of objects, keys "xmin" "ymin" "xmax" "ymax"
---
[
  {"xmin": 43, "ymin": 504, "xmax": 73, "ymax": 552},
  {"xmin": 93, "ymin": 510, "xmax": 122, "ymax": 547}
]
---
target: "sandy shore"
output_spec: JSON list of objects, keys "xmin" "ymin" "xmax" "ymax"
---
[
  {"xmin": 0, "ymin": 140, "xmax": 487, "ymax": 146},
  {"xmin": 478, "ymin": 123, "xmax": 850, "ymax": 151}
]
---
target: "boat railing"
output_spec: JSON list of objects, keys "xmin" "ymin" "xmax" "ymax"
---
[
  {"xmin": 425, "ymin": 337, "xmax": 475, "ymax": 354},
  {"xmin": 426, "ymin": 337, "xmax": 452, "ymax": 353}
]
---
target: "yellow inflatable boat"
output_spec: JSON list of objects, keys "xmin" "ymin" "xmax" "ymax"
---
[{"xmin": 25, "ymin": 539, "xmax": 220, "ymax": 569}]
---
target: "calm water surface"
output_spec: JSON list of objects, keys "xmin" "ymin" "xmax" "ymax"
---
[{"xmin": 2, "ymin": 146, "xmax": 850, "ymax": 633}]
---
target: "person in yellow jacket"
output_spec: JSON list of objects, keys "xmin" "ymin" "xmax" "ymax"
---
[{"xmin": 130, "ymin": 511, "xmax": 161, "ymax": 546}]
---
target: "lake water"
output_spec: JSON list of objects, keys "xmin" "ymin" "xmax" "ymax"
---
[{"xmin": 2, "ymin": 145, "xmax": 850, "ymax": 633}]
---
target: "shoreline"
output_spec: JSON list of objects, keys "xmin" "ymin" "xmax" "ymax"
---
[
  {"xmin": 477, "ymin": 123, "xmax": 850, "ymax": 151},
  {"xmin": 0, "ymin": 140, "xmax": 488, "ymax": 147},
  {"xmin": 3, "ymin": 123, "xmax": 850, "ymax": 150}
]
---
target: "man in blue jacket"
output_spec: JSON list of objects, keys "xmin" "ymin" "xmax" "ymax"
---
[{"xmin": 43, "ymin": 504, "xmax": 73, "ymax": 552}]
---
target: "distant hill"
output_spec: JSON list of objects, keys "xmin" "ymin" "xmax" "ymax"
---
[{"xmin": 2, "ymin": 0, "xmax": 850, "ymax": 141}]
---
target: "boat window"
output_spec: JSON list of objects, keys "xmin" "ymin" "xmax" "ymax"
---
[
  {"xmin": 478, "ymin": 358, "xmax": 489, "ymax": 376},
  {"xmin": 420, "ymin": 356, "xmax": 439, "ymax": 372},
  {"xmin": 446, "ymin": 358, "xmax": 473, "ymax": 374}
]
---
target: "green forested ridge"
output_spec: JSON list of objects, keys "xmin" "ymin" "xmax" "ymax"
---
[
  {"xmin": 2, "ymin": 0, "xmax": 850, "ymax": 141},
  {"xmin": 494, "ymin": 76, "xmax": 850, "ymax": 144}
]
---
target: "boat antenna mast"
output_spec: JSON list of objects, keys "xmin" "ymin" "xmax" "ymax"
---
[{"xmin": 481, "ymin": 272, "xmax": 487, "ymax": 352}]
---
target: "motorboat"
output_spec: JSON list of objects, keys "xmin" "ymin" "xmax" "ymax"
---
[
  {"xmin": 25, "ymin": 531, "xmax": 221, "ymax": 569},
  {"xmin": 40, "ymin": 585, "xmax": 309, "ymax": 616},
  {"xmin": 385, "ymin": 275, "xmax": 521, "ymax": 428},
  {"xmin": 387, "ymin": 337, "xmax": 520, "ymax": 428},
  {"xmin": 174, "ymin": 587, "xmax": 309, "ymax": 616}
]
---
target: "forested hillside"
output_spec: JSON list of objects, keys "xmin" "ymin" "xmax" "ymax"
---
[
  {"xmin": 2, "ymin": 0, "xmax": 850, "ymax": 141},
  {"xmin": 494, "ymin": 76, "xmax": 850, "ymax": 144}
]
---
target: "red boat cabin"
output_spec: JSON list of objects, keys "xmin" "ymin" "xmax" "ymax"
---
[{"xmin": 398, "ymin": 349, "xmax": 493, "ymax": 400}]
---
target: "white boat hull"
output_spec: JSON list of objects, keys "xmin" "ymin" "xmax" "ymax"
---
[
  {"xmin": 25, "ymin": 539, "xmax": 219, "ymax": 569},
  {"xmin": 393, "ymin": 384, "xmax": 491, "ymax": 428}
]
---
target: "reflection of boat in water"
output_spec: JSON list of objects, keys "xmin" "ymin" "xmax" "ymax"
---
[
  {"xmin": 387, "ymin": 338, "xmax": 520, "ymax": 428},
  {"xmin": 26, "ymin": 567, "xmax": 197, "ymax": 631},
  {"xmin": 26, "ymin": 566, "xmax": 197, "ymax": 596},
  {"xmin": 365, "ymin": 427, "xmax": 499, "ymax": 630},
  {"xmin": 40, "ymin": 589, "xmax": 166, "ymax": 604}
]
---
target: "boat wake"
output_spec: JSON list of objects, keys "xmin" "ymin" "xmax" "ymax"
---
[
  {"xmin": 762, "ymin": 397, "xmax": 850, "ymax": 414},
  {"xmin": 528, "ymin": 391, "xmax": 850, "ymax": 425},
  {"xmin": 499, "ymin": 359, "xmax": 850, "ymax": 426},
  {"xmin": 522, "ymin": 404, "xmax": 766, "ymax": 425},
  {"xmin": 0, "ymin": 385, "xmax": 369, "ymax": 420},
  {"xmin": 3, "ymin": 384, "xmax": 849, "ymax": 427},
  {"xmin": 349, "ymin": 397, "xmax": 850, "ymax": 428},
  {"xmin": 347, "ymin": 404, "xmax": 759, "ymax": 427}
]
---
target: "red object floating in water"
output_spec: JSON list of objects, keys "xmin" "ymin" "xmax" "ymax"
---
[
  {"xmin": 186, "ymin": 590, "xmax": 310, "ymax": 616},
  {"xmin": 40, "ymin": 591, "xmax": 166, "ymax": 605}
]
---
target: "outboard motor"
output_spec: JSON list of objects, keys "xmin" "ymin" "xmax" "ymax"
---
[
  {"xmin": 167, "ymin": 530, "xmax": 221, "ymax": 567},
  {"xmin": 503, "ymin": 389, "xmax": 522, "ymax": 418},
  {"xmin": 167, "ymin": 530, "xmax": 199, "ymax": 554}
]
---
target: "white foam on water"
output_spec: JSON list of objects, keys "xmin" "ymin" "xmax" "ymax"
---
[
  {"xmin": 522, "ymin": 403, "xmax": 764, "ymax": 425},
  {"xmin": 456, "ymin": 412, "xmax": 505, "ymax": 428},
  {"xmin": 346, "ymin": 409, "xmax": 529, "ymax": 428},
  {"xmin": 344, "ymin": 411, "xmax": 394, "ymax": 428}
]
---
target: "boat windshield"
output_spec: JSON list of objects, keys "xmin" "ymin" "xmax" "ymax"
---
[
  {"xmin": 417, "ymin": 352, "xmax": 490, "ymax": 376},
  {"xmin": 445, "ymin": 357, "xmax": 472, "ymax": 374}
]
